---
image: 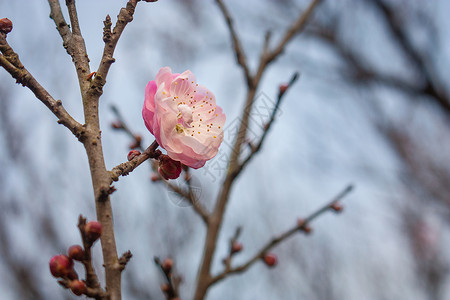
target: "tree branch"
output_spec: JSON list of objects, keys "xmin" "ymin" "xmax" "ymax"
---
[
  {"xmin": 48, "ymin": 0, "xmax": 72, "ymax": 47},
  {"xmin": 215, "ymin": 0, "xmax": 252, "ymax": 87},
  {"xmin": 92, "ymin": 0, "xmax": 140, "ymax": 99},
  {"xmin": 77, "ymin": 216, "xmax": 106, "ymax": 299},
  {"xmin": 236, "ymin": 72, "xmax": 299, "ymax": 175},
  {"xmin": 166, "ymin": 179, "xmax": 210, "ymax": 224},
  {"xmin": 265, "ymin": 0, "xmax": 321, "ymax": 64},
  {"xmin": 210, "ymin": 184, "xmax": 354, "ymax": 285},
  {"xmin": 109, "ymin": 141, "xmax": 160, "ymax": 183},
  {"xmin": 370, "ymin": 0, "xmax": 450, "ymax": 114},
  {"xmin": 47, "ymin": 2, "xmax": 147, "ymax": 299},
  {"xmin": 0, "ymin": 33, "xmax": 84, "ymax": 138},
  {"xmin": 48, "ymin": 0, "xmax": 91, "ymax": 94},
  {"xmin": 110, "ymin": 105, "xmax": 211, "ymax": 223},
  {"xmin": 193, "ymin": 2, "xmax": 320, "ymax": 299}
]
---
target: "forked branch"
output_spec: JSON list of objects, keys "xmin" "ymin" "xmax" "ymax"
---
[
  {"xmin": 210, "ymin": 184, "xmax": 354, "ymax": 285},
  {"xmin": 0, "ymin": 30, "xmax": 83, "ymax": 138}
]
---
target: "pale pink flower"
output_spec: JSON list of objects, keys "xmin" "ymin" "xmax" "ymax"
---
[{"xmin": 143, "ymin": 67, "xmax": 226, "ymax": 169}]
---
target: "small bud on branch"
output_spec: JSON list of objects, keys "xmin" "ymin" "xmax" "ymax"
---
[
  {"xmin": 85, "ymin": 221, "xmax": 103, "ymax": 243},
  {"xmin": 68, "ymin": 245, "xmax": 84, "ymax": 261},
  {"xmin": 49, "ymin": 255, "xmax": 74, "ymax": 278},
  {"xmin": 262, "ymin": 253, "xmax": 278, "ymax": 267},
  {"xmin": 330, "ymin": 202, "xmax": 343, "ymax": 213},
  {"xmin": 111, "ymin": 121, "xmax": 123, "ymax": 129},
  {"xmin": 158, "ymin": 155, "xmax": 182, "ymax": 180},
  {"xmin": 231, "ymin": 241, "xmax": 243, "ymax": 254},
  {"xmin": 69, "ymin": 280, "xmax": 87, "ymax": 296},
  {"xmin": 127, "ymin": 150, "xmax": 141, "ymax": 161},
  {"xmin": 0, "ymin": 18, "xmax": 13, "ymax": 34}
]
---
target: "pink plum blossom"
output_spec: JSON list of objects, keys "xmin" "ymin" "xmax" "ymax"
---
[{"xmin": 143, "ymin": 67, "xmax": 226, "ymax": 169}]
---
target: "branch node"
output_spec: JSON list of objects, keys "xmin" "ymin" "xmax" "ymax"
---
[
  {"xmin": 98, "ymin": 185, "xmax": 115, "ymax": 202},
  {"xmin": 119, "ymin": 250, "xmax": 133, "ymax": 271},
  {"xmin": 103, "ymin": 15, "xmax": 112, "ymax": 43}
]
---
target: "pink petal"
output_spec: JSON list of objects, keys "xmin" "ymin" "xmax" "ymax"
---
[
  {"xmin": 170, "ymin": 70, "xmax": 196, "ymax": 97},
  {"xmin": 142, "ymin": 81, "xmax": 158, "ymax": 133}
]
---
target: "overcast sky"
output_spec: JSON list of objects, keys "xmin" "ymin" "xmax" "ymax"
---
[{"xmin": 0, "ymin": 1, "xmax": 449, "ymax": 299}]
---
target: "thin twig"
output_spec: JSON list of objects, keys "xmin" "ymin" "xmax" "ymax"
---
[
  {"xmin": 110, "ymin": 105, "xmax": 141, "ymax": 142},
  {"xmin": 109, "ymin": 141, "xmax": 160, "ymax": 183},
  {"xmin": 209, "ymin": 184, "xmax": 354, "ymax": 285},
  {"xmin": 215, "ymin": 0, "xmax": 252, "ymax": 87},
  {"xmin": 92, "ymin": 0, "xmax": 140, "ymax": 98},
  {"xmin": 154, "ymin": 257, "xmax": 180, "ymax": 300},
  {"xmin": 48, "ymin": 0, "xmax": 72, "ymax": 47},
  {"xmin": 166, "ymin": 181, "xmax": 210, "ymax": 223},
  {"xmin": 265, "ymin": 0, "xmax": 322, "ymax": 64},
  {"xmin": 185, "ymin": 168, "xmax": 210, "ymax": 223},
  {"xmin": 77, "ymin": 216, "xmax": 105, "ymax": 299},
  {"xmin": 65, "ymin": 0, "xmax": 83, "ymax": 36},
  {"xmin": 236, "ymin": 72, "xmax": 300, "ymax": 174},
  {"xmin": 370, "ymin": 0, "xmax": 449, "ymax": 114},
  {"xmin": 48, "ymin": 0, "xmax": 91, "ymax": 94},
  {"xmin": 0, "ymin": 33, "xmax": 84, "ymax": 138},
  {"xmin": 309, "ymin": 25, "xmax": 447, "ymax": 111}
]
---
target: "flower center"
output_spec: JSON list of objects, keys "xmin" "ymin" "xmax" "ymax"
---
[{"xmin": 177, "ymin": 104, "xmax": 193, "ymax": 128}]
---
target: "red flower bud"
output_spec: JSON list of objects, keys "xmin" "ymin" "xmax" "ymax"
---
[
  {"xmin": 303, "ymin": 226, "xmax": 312, "ymax": 234},
  {"xmin": 0, "ymin": 18, "xmax": 13, "ymax": 34},
  {"xmin": 150, "ymin": 174, "xmax": 161, "ymax": 182},
  {"xmin": 69, "ymin": 280, "xmax": 87, "ymax": 296},
  {"xmin": 162, "ymin": 258, "xmax": 173, "ymax": 273},
  {"xmin": 127, "ymin": 150, "xmax": 141, "ymax": 161},
  {"xmin": 279, "ymin": 83, "xmax": 289, "ymax": 95},
  {"xmin": 158, "ymin": 155, "xmax": 182, "ymax": 180},
  {"xmin": 85, "ymin": 221, "xmax": 102, "ymax": 242},
  {"xmin": 111, "ymin": 121, "xmax": 123, "ymax": 129},
  {"xmin": 161, "ymin": 283, "xmax": 170, "ymax": 292},
  {"xmin": 49, "ymin": 255, "xmax": 73, "ymax": 278},
  {"xmin": 262, "ymin": 253, "xmax": 278, "ymax": 267},
  {"xmin": 297, "ymin": 218, "xmax": 312, "ymax": 234},
  {"xmin": 68, "ymin": 245, "xmax": 84, "ymax": 261},
  {"xmin": 330, "ymin": 202, "xmax": 343, "ymax": 213},
  {"xmin": 231, "ymin": 241, "xmax": 243, "ymax": 254}
]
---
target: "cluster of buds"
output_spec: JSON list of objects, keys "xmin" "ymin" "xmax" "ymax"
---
[
  {"xmin": 49, "ymin": 253, "xmax": 86, "ymax": 295},
  {"xmin": 155, "ymin": 257, "xmax": 180, "ymax": 299},
  {"xmin": 49, "ymin": 220, "xmax": 102, "ymax": 296},
  {"xmin": 222, "ymin": 233, "xmax": 244, "ymax": 268}
]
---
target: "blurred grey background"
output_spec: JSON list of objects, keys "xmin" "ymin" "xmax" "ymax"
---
[{"xmin": 0, "ymin": 0, "xmax": 449, "ymax": 299}]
